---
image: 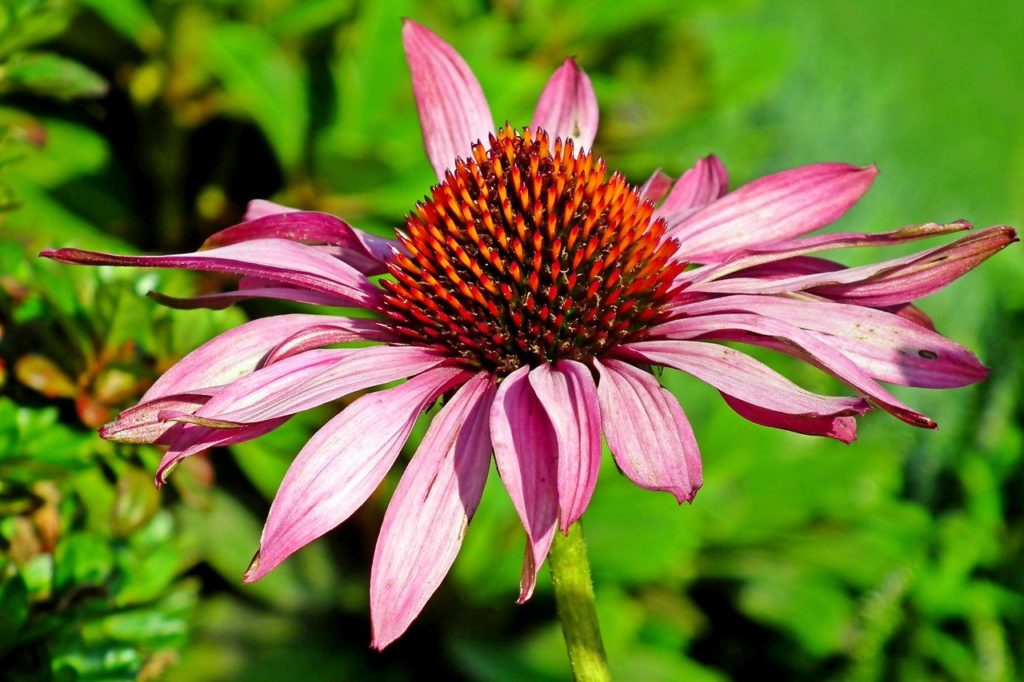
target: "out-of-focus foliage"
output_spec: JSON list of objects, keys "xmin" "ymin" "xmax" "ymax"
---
[{"xmin": 0, "ymin": 0, "xmax": 1021, "ymax": 680}]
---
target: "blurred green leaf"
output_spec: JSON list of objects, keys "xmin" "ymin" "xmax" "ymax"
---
[{"xmin": 0, "ymin": 52, "xmax": 108, "ymax": 100}]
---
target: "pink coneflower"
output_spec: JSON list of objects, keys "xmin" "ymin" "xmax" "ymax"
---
[{"xmin": 42, "ymin": 20, "xmax": 1016, "ymax": 650}]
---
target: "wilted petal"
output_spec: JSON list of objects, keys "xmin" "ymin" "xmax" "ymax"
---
[
  {"xmin": 722, "ymin": 394, "xmax": 858, "ymax": 443},
  {"xmin": 41, "ymin": 238, "xmax": 382, "ymax": 308},
  {"xmin": 593, "ymin": 358, "xmax": 701, "ymax": 502},
  {"xmin": 489, "ymin": 365, "xmax": 558, "ymax": 602},
  {"xmin": 100, "ymin": 391, "xmax": 215, "ymax": 443},
  {"xmin": 195, "ymin": 346, "xmax": 448, "ymax": 424},
  {"xmin": 617, "ymin": 340, "xmax": 869, "ymax": 417},
  {"xmin": 668, "ymin": 163, "xmax": 878, "ymax": 261},
  {"xmin": 649, "ymin": 314, "xmax": 933, "ymax": 427},
  {"xmin": 370, "ymin": 373, "xmax": 496, "ymax": 650},
  {"xmin": 244, "ymin": 366, "xmax": 471, "ymax": 582},
  {"xmin": 402, "ymin": 20, "xmax": 493, "ymax": 180},
  {"xmin": 529, "ymin": 360, "xmax": 602, "ymax": 531},
  {"xmin": 672, "ymin": 295, "xmax": 988, "ymax": 388},
  {"xmin": 530, "ymin": 58, "xmax": 599, "ymax": 150},
  {"xmin": 656, "ymin": 154, "xmax": 728, "ymax": 220},
  {"xmin": 141, "ymin": 314, "xmax": 371, "ymax": 401}
]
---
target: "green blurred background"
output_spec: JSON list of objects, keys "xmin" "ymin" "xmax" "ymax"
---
[{"xmin": 1, "ymin": 0, "xmax": 1021, "ymax": 680}]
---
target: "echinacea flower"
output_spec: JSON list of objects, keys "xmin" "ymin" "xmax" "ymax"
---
[{"xmin": 42, "ymin": 20, "xmax": 1016, "ymax": 649}]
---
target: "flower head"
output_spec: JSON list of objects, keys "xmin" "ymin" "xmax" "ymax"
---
[{"xmin": 41, "ymin": 20, "xmax": 1017, "ymax": 648}]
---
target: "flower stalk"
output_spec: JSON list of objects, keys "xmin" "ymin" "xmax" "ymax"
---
[{"xmin": 549, "ymin": 522, "xmax": 611, "ymax": 682}]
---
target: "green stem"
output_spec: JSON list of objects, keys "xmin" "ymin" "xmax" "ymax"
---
[{"xmin": 548, "ymin": 522, "xmax": 611, "ymax": 682}]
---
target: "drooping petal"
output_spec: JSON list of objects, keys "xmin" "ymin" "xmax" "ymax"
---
[
  {"xmin": 370, "ymin": 373, "xmax": 496, "ymax": 650},
  {"xmin": 593, "ymin": 358, "xmax": 702, "ymax": 502},
  {"xmin": 244, "ymin": 366, "xmax": 471, "ymax": 582},
  {"xmin": 649, "ymin": 313, "xmax": 934, "ymax": 427},
  {"xmin": 721, "ymin": 393, "xmax": 858, "ymax": 443},
  {"xmin": 667, "ymin": 163, "xmax": 878, "ymax": 261},
  {"xmin": 141, "ymin": 314, "xmax": 379, "ymax": 401},
  {"xmin": 489, "ymin": 365, "xmax": 558, "ymax": 602},
  {"xmin": 671, "ymin": 295, "xmax": 988, "ymax": 388},
  {"xmin": 530, "ymin": 58, "xmax": 599, "ymax": 150},
  {"xmin": 529, "ymin": 360, "xmax": 602, "ymax": 531},
  {"xmin": 617, "ymin": 340, "xmax": 869, "ymax": 417},
  {"xmin": 656, "ymin": 154, "xmax": 728, "ymax": 219},
  {"xmin": 155, "ymin": 419, "xmax": 287, "ymax": 486},
  {"xmin": 193, "ymin": 346, "xmax": 449, "ymax": 425},
  {"xmin": 402, "ymin": 20, "xmax": 493, "ymax": 180},
  {"xmin": 690, "ymin": 226, "xmax": 1017, "ymax": 304},
  {"xmin": 41, "ymin": 238, "xmax": 382, "ymax": 308}
]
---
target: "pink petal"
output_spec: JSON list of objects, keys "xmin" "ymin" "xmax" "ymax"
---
[
  {"xmin": 139, "ymin": 314, "xmax": 385, "ymax": 402},
  {"xmin": 489, "ymin": 365, "xmax": 558, "ymax": 602},
  {"xmin": 530, "ymin": 58, "xmax": 599, "ymax": 149},
  {"xmin": 640, "ymin": 169, "xmax": 673, "ymax": 203},
  {"xmin": 194, "ymin": 345, "xmax": 449, "ymax": 425},
  {"xmin": 155, "ymin": 419, "xmax": 287, "ymax": 486},
  {"xmin": 593, "ymin": 358, "xmax": 702, "ymax": 502},
  {"xmin": 370, "ymin": 372, "xmax": 496, "ymax": 650},
  {"xmin": 41, "ymin": 238, "xmax": 382, "ymax": 308},
  {"xmin": 690, "ymin": 227, "xmax": 1017, "ymax": 304},
  {"xmin": 243, "ymin": 199, "xmax": 295, "ymax": 221},
  {"xmin": 667, "ymin": 163, "xmax": 878, "ymax": 262},
  {"xmin": 528, "ymin": 361, "xmax": 602, "ymax": 532},
  {"xmin": 648, "ymin": 314, "xmax": 933, "ymax": 427},
  {"xmin": 693, "ymin": 220, "xmax": 971, "ymax": 285},
  {"xmin": 147, "ymin": 287, "xmax": 352, "ymax": 310},
  {"xmin": 656, "ymin": 154, "xmax": 728, "ymax": 219},
  {"xmin": 721, "ymin": 393, "xmax": 858, "ymax": 444},
  {"xmin": 244, "ymin": 366, "xmax": 471, "ymax": 582},
  {"xmin": 262, "ymin": 323, "xmax": 395, "ymax": 365},
  {"xmin": 672, "ymin": 295, "xmax": 988, "ymax": 388},
  {"xmin": 100, "ymin": 391, "xmax": 215, "ymax": 443},
  {"xmin": 402, "ymin": 20, "xmax": 493, "ymax": 180},
  {"xmin": 203, "ymin": 210, "xmax": 395, "ymax": 276},
  {"xmin": 616, "ymin": 340, "xmax": 869, "ymax": 417}
]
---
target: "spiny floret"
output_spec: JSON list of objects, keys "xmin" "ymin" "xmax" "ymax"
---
[{"xmin": 380, "ymin": 124, "xmax": 685, "ymax": 375}]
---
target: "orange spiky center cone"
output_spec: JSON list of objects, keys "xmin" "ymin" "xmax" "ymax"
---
[{"xmin": 380, "ymin": 125, "xmax": 685, "ymax": 376}]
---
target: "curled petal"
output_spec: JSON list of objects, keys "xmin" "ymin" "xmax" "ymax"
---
[
  {"xmin": 529, "ymin": 360, "xmax": 602, "ymax": 531},
  {"xmin": 656, "ymin": 154, "xmax": 728, "ymax": 219},
  {"xmin": 668, "ymin": 163, "xmax": 878, "ymax": 261},
  {"xmin": 41, "ymin": 238, "xmax": 382, "ymax": 308},
  {"xmin": 722, "ymin": 393, "xmax": 858, "ymax": 443},
  {"xmin": 156, "ymin": 419, "xmax": 287, "ymax": 486},
  {"xmin": 489, "ymin": 365, "xmax": 558, "ymax": 602},
  {"xmin": 100, "ymin": 391, "xmax": 214, "ymax": 443},
  {"xmin": 370, "ymin": 373, "xmax": 496, "ymax": 650},
  {"xmin": 147, "ymin": 287, "xmax": 352, "ymax": 310},
  {"xmin": 245, "ymin": 366, "xmax": 471, "ymax": 582},
  {"xmin": 403, "ymin": 20, "xmax": 493, "ymax": 180},
  {"xmin": 593, "ymin": 358, "xmax": 701, "ymax": 502},
  {"xmin": 530, "ymin": 58, "xmax": 599, "ymax": 150},
  {"xmin": 243, "ymin": 199, "xmax": 294, "ymax": 221},
  {"xmin": 617, "ymin": 340, "xmax": 869, "ymax": 417}
]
